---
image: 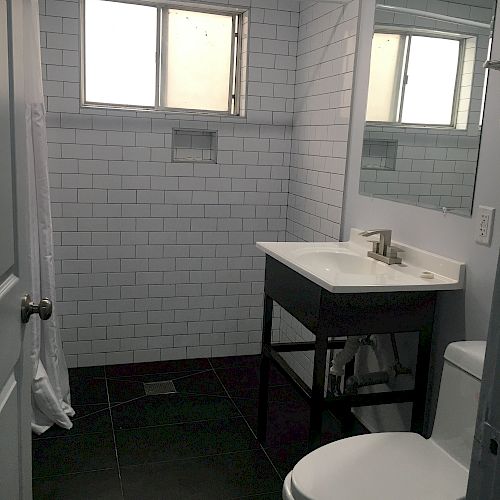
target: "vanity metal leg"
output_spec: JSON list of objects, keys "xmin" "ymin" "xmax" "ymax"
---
[
  {"xmin": 257, "ymin": 294, "xmax": 273, "ymax": 443},
  {"xmin": 335, "ymin": 358, "xmax": 355, "ymax": 430},
  {"xmin": 411, "ymin": 324, "xmax": 433, "ymax": 436},
  {"xmin": 308, "ymin": 333, "xmax": 329, "ymax": 450}
]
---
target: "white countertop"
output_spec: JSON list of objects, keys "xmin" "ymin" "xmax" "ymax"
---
[{"xmin": 256, "ymin": 229, "xmax": 465, "ymax": 294}]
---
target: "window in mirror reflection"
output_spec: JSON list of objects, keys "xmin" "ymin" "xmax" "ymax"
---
[{"xmin": 366, "ymin": 32, "xmax": 462, "ymax": 127}]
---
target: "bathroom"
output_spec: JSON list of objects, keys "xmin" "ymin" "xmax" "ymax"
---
[{"xmin": 1, "ymin": 0, "xmax": 500, "ymax": 498}]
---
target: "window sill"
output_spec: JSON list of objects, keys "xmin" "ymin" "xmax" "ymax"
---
[
  {"xmin": 80, "ymin": 103, "xmax": 246, "ymax": 122},
  {"xmin": 366, "ymin": 121, "xmax": 462, "ymax": 131}
]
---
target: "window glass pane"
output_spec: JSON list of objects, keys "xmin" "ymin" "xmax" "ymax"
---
[
  {"xmin": 85, "ymin": 0, "xmax": 157, "ymax": 107},
  {"xmin": 401, "ymin": 36, "xmax": 460, "ymax": 125},
  {"xmin": 164, "ymin": 9, "xmax": 233, "ymax": 112},
  {"xmin": 366, "ymin": 33, "xmax": 405, "ymax": 122}
]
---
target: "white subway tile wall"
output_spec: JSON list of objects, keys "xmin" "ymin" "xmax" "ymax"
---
[
  {"xmin": 40, "ymin": 0, "xmax": 303, "ymax": 367},
  {"xmin": 287, "ymin": 0, "xmax": 359, "ymax": 243},
  {"xmin": 280, "ymin": 1, "xmax": 360, "ymax": 386}
]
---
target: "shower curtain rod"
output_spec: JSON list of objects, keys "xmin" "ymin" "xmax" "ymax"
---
[{"xmin": 377, "ymin": 4, "xmax": 491, "ymax": 30}]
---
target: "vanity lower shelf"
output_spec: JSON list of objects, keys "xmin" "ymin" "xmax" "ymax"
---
[{"xmin": 257, "ymin": 255, "xmax": 437, "ymax": 450}]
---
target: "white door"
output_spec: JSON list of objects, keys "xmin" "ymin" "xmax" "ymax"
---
[{"xmin": 0, "ymin": 0, "xmax": 35, "ymax": 498}]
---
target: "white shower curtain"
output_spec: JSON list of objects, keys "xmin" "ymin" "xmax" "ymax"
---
[{"xmin": 25, "ymin": 0, "xmax": 75, "ymax": 434}]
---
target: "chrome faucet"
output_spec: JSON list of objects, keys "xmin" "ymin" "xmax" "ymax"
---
[{"xmin": 359, "ymin": 229, "xmax": 403, "ymax": 265}]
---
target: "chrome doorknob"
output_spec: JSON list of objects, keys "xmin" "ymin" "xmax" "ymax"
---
[{"xmin": 21, "ymin": 294, "xmax": 53, "ymax": 323}]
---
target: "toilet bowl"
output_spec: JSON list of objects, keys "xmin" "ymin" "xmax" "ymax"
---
[{"xmin": 283, "ymin": 341, "xmax": 486, "ymax": 500}]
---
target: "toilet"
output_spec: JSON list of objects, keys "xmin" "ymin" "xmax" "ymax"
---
[{"xmin": 283, "ymin": 341, "xmax": 486, "ymax": 500}]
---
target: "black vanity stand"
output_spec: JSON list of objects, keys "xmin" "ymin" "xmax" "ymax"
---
[{"xmin": 257, "ymin": 256, "xmax": 437, "ymax": 451}]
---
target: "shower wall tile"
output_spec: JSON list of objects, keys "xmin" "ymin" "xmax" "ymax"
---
[
  {"xmin": 280, "ymin": 0, "xmax": 360, "ymax": 387},
  {"xmin": 287, "ymin": 0, "xmax": 359, "ymax": 243},
  {"xmin": 40, "ymin": 0, "xmax": 300, "ymax": 366}
]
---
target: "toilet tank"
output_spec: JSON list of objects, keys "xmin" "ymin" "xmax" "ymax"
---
[{"xmin": 430, "ymin": 341, "xmax": 486, "ymax": 469}]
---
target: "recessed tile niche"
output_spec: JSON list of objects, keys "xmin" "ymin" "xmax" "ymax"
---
[
  {"xmin": 361, "ymin": 138, "xmax": 398, "ymax": 171},
  {"xmin": 172, "ymin": 129, "xmax": 218, "ymax": 163}
]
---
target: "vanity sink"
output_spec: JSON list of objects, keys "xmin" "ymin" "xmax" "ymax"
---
[
  {"xmin": 257, "ymin": 228, "xmax": 466, "ymax": 449},
  {"xmin": 257, "ymin": 229, "xmax": 465, "ymax": 293},
  {"xmin": 293, "ymin": 248, "xmax": 389, "ymax": 276}
]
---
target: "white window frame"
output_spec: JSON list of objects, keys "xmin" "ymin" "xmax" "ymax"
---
[
  {"xmin": 368, "ymin": 27, "xmax": 467, "ymax": 128},
  {"xmin": 80, "ymin": 0, "xmax": 244, "ymax": 115}
]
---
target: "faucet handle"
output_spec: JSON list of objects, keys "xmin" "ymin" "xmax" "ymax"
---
[
  {"xmin": 387, "ymin": 245, "xmax": 404, "ymax": 259},
  {"xmin": 360, "ymin": 229, "xmax": 393, "ymax": 250},
  {"xmin": 365, "ymin": 238, "xmax": 381, "ymax": 252},
  {"xmin": 370, "ymin": 241, "xmax": 380, "ymax": 254},
  {"xmin": 360, "ymin": 229, "xmax": 385, "ymax": 237}
]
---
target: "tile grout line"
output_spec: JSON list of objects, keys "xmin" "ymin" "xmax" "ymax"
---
[
  {"xmin": 103, "ymin": 367, "xmax": 215, "ymax": 383},
  {"xmin": 208, "ymin": 358, "xmax": 286, "ymax": 484},
  {"xmin": 111, "ymin": 447, "xmax": 284, "ymax": 472},
  {"xmin": 104, "ymin": 367, "xmax": 126, "ymax": 500},
  {"xmin": 105, "ymin": 414, "xmax": 249, "ymax": 434},
  {"xmin": 33, "ymin": 466, "xmax": 118, "ymax": 482}
]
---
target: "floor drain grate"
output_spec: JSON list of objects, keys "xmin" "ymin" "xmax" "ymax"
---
[{"xmin": 143, "ymin": 380, "xmax": 177, "ymax": 396}]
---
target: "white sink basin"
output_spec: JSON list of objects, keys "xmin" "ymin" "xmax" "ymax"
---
[
  {"xmin": 256, "ymin": 229, "xmax": 465, "ymax": 293},
  {"xmin": 293, "ymin": 249, "xmax": 389, "ymax": 276}
]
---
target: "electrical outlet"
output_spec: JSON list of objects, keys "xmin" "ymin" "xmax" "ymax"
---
[{"xmin": 475, "ymin": 206, "xmax": 495, "ymax": 246}]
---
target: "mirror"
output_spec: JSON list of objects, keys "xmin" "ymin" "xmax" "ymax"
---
[{"xmin": 359, "ymin": 0, "xmax": 496, "ymax": 215}]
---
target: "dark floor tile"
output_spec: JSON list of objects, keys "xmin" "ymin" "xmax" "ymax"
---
[
  {"xmin": 116, "ymin": 417, "xmax": 259, "ymax": 466},
  {"xmin": 32, "ymin": 432, "xmax": 117, "ymax": 478},
  {"xmin": 235, "ymin": 493, "xmax": 281, "ymax": 500},
  {"xmin": 69, "ymin": 366, "xmax": 105, "ymax": 379},
  {"xmin": 107, "ymin": 369, "xmax": 225, "ymax": 403},
  {"xmin": 121, "ymin": 449, "xmax": 282, "ymax": 500},
  {"xmin": 32, "ymin": 469, "xmax": 122, "ymax": 500},
  {"xmin": 111, "ymin": 393, "xmax": 239, "ymax": 430},
  {"xmin": 68, "ymin": 368, "xmax": 108, "ymax": 405},
  {"xmin": 263, "ymin": 413, "xmax": 369, "ymax": 477},
  {"xmin": 33, "ymin": 404, "xmax": 111, "ymax": 440},
  {"xmin": 215, "ymin": 364, "xmax": 288, "ymax": 395},
  {"xmin": 245, "ymin": 401, "xmax": 342, "ymax": 448},
  {"xmin": 264, "ymin": 441, "xmax": 309, "ymax": 479},
  {"xmin": 335, "ymin": 411, "xmax": 370, "ymax": 436},
  {"xmin": 105, "ymin": 358, "xmax": 211, "ymax": 377},
  {"xmin": 210, "ymin": 355, "xmax": 261, "ymax": 369},
  {"xmin": 232, "ymin": 384, "xmax": 307, "ymax": 417}
]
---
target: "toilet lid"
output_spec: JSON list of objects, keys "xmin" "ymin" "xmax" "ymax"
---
[{"xmin": 290, "ymin": 433, "xmax": 469, "ymax": 500}]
